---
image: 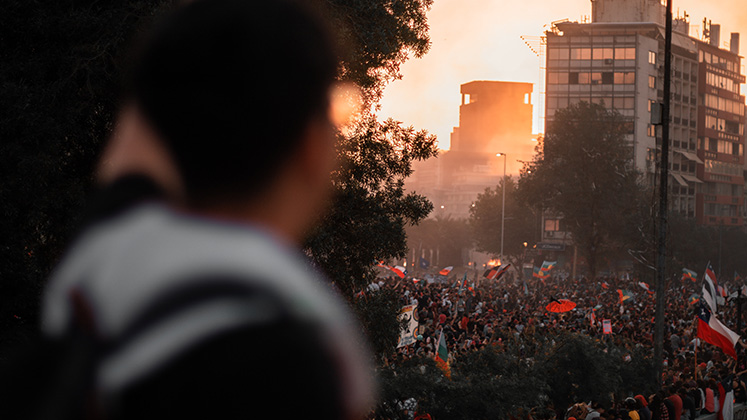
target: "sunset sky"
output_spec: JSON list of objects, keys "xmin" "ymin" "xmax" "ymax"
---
[{"xmin": 378, "ymin": 0, "xmax": 747, "ymax": 151}]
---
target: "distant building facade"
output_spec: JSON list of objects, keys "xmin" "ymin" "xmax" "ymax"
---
[
  {"xmin": 408, "ymin": 81, "xmax": 534, "ymax": 221},
  {"xmin": 544, "ymin": 0, "xmax": 745, "ymax": 227}
]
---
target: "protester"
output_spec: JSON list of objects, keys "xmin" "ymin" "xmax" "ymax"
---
[
  {"xmin": 34, "ymin": 0, "xmax": 375, "ymax": 418},
  {"xmin": 666, "ymin": 387, "xmax": 683, "ymax": 420},
  {"xmin": 372, "ymin": 259, "xmax": 746, "ymax": 419}
]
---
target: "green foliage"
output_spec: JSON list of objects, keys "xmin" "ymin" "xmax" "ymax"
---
[
  {"xmin": 615, "ymin": 344, "xmax": 657, "ymax": 398},
  {"xmin": 446, "ymin": 346, "xmax": 548, "ymax": 418},
  {"xmin": 375, "ymin": 357, "xmax": 446, "ymax": 419},
  {"xmin": 352, "ymin": 287, "xmax": 406, "ymax": 359},
  {"xmin": 305, "ymin": 116, "xmax": 437, "ymax": 296},
  {"xmin": 518, "ymin": 102, "xmax": 646, "ymax": 276},
  {"xmin": 1, "ymin": 0, "xmax": 436, "ymax": 350},
  {"xmin": 667, "ymin": 213, "xmax": 747, "ymax": 278},
  {"xmin": 376, "ymin": 331, "xmax": 654, "ymax": 419},
  {"xmin": 327, "ymin": 0, "xmax": 434, "ymax": 103},
  {"xmin": 305, "ymin": 0, "xmax": 438, "ymax": 369},
  {"xmin": 304, "ymin": 0, "xmax": 438, "ymax": 297},
  {"xmin": 304, "ymin": 0, "xmax": 437, "ymax": 298},
  {"xmin": 0, "ymin": 0, "xmax": 173, "ymax": 348},
  {"xmin": 469, "ymin": 176, "xmax": 540, "ymax": 259},
  {"xmin": 539, "ymin": 333, "xmax": 622, "ymax": 410},
  {"xmin": 375, "ymin": 346, "xmax": 548, "ymax": 420}
]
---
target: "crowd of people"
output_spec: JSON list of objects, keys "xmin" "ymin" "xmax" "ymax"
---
[{"xmin": 373, "ymin": 265, "xmax": 747, "ymax": 419}]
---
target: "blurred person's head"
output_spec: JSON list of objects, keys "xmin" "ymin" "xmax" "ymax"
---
[{"xmin": 118, "ymin": 0, "xmax": 341, "ymax": 241}]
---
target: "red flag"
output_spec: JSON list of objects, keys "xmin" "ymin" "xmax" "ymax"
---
[
  {"xmin": 697, "ymin": 303, "xmax": 740, "ymax": 359},
  {"xmin": 390, "ymin": 266, "xmax": 407, "ymax": 279},
  {"xmin": 706, "ymin": 264, "xmax": 719, "ymax": 289},
  {"xmin": 484, "ymin": 263, "xmax": 510, "ymax": 280}
]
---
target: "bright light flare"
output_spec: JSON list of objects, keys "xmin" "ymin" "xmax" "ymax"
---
[{"xmin": 329, "ymin": 82, "xmax": 363, "ymax": 130}]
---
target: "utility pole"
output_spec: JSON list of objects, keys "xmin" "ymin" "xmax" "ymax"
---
[{"xmin": 653, "ymin": 0, "xmax": 673, "ymax": 391}]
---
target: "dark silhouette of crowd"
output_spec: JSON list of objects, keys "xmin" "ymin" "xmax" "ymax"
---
[{"xmin": 371, "ymin": 267, "xmax": 747, "ymax": 419}]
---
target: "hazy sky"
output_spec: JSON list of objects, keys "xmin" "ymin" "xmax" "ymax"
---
[{"xmin": 378, "ymin": 0, "xmax": 747, "ymax": 151}]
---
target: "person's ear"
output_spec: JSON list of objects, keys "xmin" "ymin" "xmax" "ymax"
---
[{"xmin": 98, "ymin": 105, "xmax": 184, "ymax": 201}]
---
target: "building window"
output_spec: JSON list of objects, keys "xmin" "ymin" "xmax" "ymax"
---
[
  {"xmin": 649, "ymin": 50, "xmax": 657, "ymax": 64},
  {"xmin": 548, "ymin": 47, "xmax": 570, "ymax": 60},
  {"xmin": 593, "ymin": 48, "xmax": 614, "ymax": 60},
  {"xmin": 613, "ymin": 97, "xmax": 635, "ymax": 109},
  {"xmin": 547, "ymin": 72, "xmax": 570, "ymax": 84},
  {"xmin": 571, "ymin": 47, "xmax": 592, "ymax": 60},
  {"xmin": 704, "ymin": 159, "xmax": 742, "ymax": 176},
  {"xmin": 648, "ymin": 75, "xmax": 656, "ymax": 89},
  {"xmin": 706, "ymin": 72, "xmax": 739, "ymax": 94},
  {"xmin": 545, "ymin": 219, "xmax": 562, "ymax": 232},
  {"xmin": 614, "ymin": 72, "xmax": 635, "ymax": 84},
  {"xmin": 615, "ymin": 47, "xmax": 636, "ymax": 60}
]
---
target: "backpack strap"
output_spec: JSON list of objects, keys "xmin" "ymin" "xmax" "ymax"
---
[{"xmin": 36, "ymin": 286, "xmax": 106, "ymax": 420}]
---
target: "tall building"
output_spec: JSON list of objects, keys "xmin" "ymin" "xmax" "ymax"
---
[
  {"xmin": 408, "ymin": 81, "xmax": 534, "ymax": 220},
  {"xmin": 450, "ymin": 81, "xmax": 535, "ymax": 173},
  {"xmin": 544, "ymin": 0, "xmax": 745, "ymax": 226}
]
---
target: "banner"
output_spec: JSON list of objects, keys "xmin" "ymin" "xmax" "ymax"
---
[
  {"xmin": 602, "ymin": 319, "xmax": 612, "ymax": 334},
  {"xmin": 397, "ymin": 304, "xmax": 419, "ymax": 348}
]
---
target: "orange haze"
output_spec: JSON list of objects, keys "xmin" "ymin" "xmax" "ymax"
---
[{"xmin": 379, "ymin": 0, "xmax": 747, "ymax": 151}]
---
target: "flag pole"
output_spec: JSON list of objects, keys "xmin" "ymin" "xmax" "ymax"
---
[
  {"xmin": 695, "ymin": 345, "xmax": 698, "ymax": 380},
  {"xmin": 694, "ymin": 315, "xmax": 698, "ymax": 380}
]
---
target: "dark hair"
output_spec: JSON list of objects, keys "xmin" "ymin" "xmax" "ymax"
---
[{"xmin": 129, "ymin": 0, "xmax": 339, "ymax": 205}]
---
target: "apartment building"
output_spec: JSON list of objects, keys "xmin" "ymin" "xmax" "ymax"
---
[{"xmin": 544, "ymin": 0, "xmax": 745, "ymax": 227}]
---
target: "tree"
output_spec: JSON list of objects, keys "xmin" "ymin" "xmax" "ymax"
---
[
  {"xmin": 375, "ymin": 345, "xmax": 548, "ymax": 419},
  {"xmin": 518, "ymin": 102, "xmax": 645, "ymax": 277},
  {"xmin": 469, "ymin": 176, "xmax": 540, "ymax": 263},
  {"xmin": 0, "ymin": 1, "xmax": 173, "ymax": 349},
  {"xmin": 1, "ymin": 0, "xmax": 437, "ymax": 362},
  {"xmin": 305, "ymin": 0, "xmax": 439, "ymax": 297},
  {"xmin": 374, "ymin": 330, "xmax": 652, "ymax": 419},
  {"xmin": 327, "ymin": 0, "xmax": 433, "ymax": 105},
  {"xmin": 537, "ymin": 332, "xmax": 623, "ymax": 411},
  {"xmin": 625, "ymin": 195, "xmax": 747, "ymax": 285},
  {"xmin": 305, "ymin": 116, "xmax": 437, "ymax": 297}
]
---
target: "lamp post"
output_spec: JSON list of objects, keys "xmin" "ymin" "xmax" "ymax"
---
[{"xmin": 496, "ymin": 153, "xmax": 507, "ymax": 265}]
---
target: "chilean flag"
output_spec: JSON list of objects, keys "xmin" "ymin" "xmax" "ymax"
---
[
  {"xmin": 705, "ymin": 264, "xmax": 719, "ymax": 288},
  {"xmin": 638, "ymin": 282, "xmax": 654, "ymax": 295},
  {"xmin": 390, "ymin": 265, "xmax": 407, "ymax": 279},
  {"xmin": 697, "ymin": 302, "xmax": 740, "ymax": 359}
]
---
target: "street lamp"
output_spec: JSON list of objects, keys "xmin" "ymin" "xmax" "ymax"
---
[{"xmin": 496, "ymin": 153, "xmax": 507, "ymax": 265}]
